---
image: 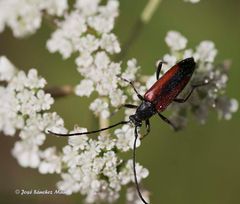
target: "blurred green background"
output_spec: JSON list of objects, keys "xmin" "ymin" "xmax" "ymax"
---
[{"xmin": 0, "ymin": 0, "xmax": 240, "ymax": 204}]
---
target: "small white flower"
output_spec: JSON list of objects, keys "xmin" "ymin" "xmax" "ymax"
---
[
  {"xmin": 165, "ymin": 31, "xmax": 187, "ymax": 51},
  {"xmin": 115, "ymin": 125, "xmax": 141, "ymax": 152},
  {"xmin": 99, "ymin": 0, "xmax": 119, "ymax": 19},
  {"xmin": 0, "ymin": 56, "xmax": 16, "ymax": 81},
  {"xmin": 62, "ymin": 11, "xmax": 87, "ymax": 38},
  {"xmin": 183, "ymin": 49, "xmax": 194, "ymax": 59},
  {"xmin": 97, "ymin": 134, "xmax": 116, "ymax": 151},
  {"xmin": 25, "ymin": 69, "xmax": 46, "ymax": 89},
  {"xmin": 89, "ymin": 98, "xmax": 110, "ymax": 119},
  {"xmin": 9, "ymin": 71, "xmax": 27, "ymax": 91},
  {"xmin": 46, "ymin": 31, "xmax": 73, "ymax": 59},
  {"xmin": 19, "ymin": 128, "xmax": 46, "ymax": 146},
  {"xmin": 62, "ymin": 145, "xmax": 80, "ymax": 168},
  {"xmin": 46, "ymin": 11, "xmax": 87, "ymax": 59},
  {"xmin": 229, "ymin": 99, "xmax": 239, "ymax": 113},
  {"xmin": 57, "ymin": 172, "xmax": 80, "ymax": 195},
  {"xmin": 76, "ymin": 52, "xmax": 93, "ymax": 68},
  {"xmin": 119, "ymin": 160, "xmax": 149, "ymax": 185},
  {"xmin": 88, "ymin": 15, "xmax": 114, "ymax": 34},
  {"xmin": 76, "ymin": 34, "xmax": 100, "ymax": 53},
  {"xmin": 102, "ymin": 151, "xmax": 118, "ymax": 176},
  {"xmin": 39, "ymin": 147, "xmax": 61, "ymax": 174},
  {"xmin": 215, "ymin": 73, "xmax": 228, "ymax": 90},
  {"xmin": 74, "ymin": 0, "xmax": 100, "ymax": 16},
  {"xmin": 12, "ymin": 141, "xmax": 40, "ymax": 168},
  {"xmin": 68, "ymin": 127, "xmax": 89, "ymax": 150},
  {"xmin": 216, "ymin": 97, "xmax": 239, "ymax": 120},
  {"xmin": 146, "ymin": 75, "xmax": 156, "ymax": 89},
  {"xmin": 75, "ymin": 79, "xmax": 94, "ymax": 97},
  {"xmin": 162, "ymin": 54, "xmax": 177, "ymax": 72},
  {"xmin": 85, "ymin": 139, "xmax": 102, "ymax": 156},
  {"xmin": 195, "ymin": 41, "xmax": 217, "ymax": 63},
  {"xmin": 39, "ymin": 0, "xmax": 68, "ymax": 16},
  {"xmin": 8, "ymin": 2, "xmax": 42, "ymax": 37},
  {"xmin": 121, "ymin": 59, "xmax": 139, "ymax": 82},
  {"xmin": 92, "ymin": 157, "xmax": 105, "ymax": 174},
  {"xmin": 109, "ymin": 89, "xmax": 127, "ymax": 107},
  {"xmin": 100, "ymin": 33, "xmax": 121, "ymax": 54},
  {"xmin": 36, "ymin": 90, "xmax": 54, "ymax": 111},
  {"xmin": 41, "ymin": 112, "xmax": 66, "ymax": 133},
  {"xmin": 94, "ymin": 51, "xmax": 110, "ymax": 70}
]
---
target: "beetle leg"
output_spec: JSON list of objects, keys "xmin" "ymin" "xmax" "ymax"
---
[
  {"xmin": 156, "ymin": 61, "xmax": 167, "ymax": 80},
  {"xmin": 157, "ymin": 113, "xmax": 179, "ymax": 131},
  {"xmin": 110, "ymin": 104, "xmax": 138, "ymax": 117},
  {"xmin": 140, "ymin": 119, "xmax": 151, "ymax": 140},
  {"xmin": 122, "ymin": 104, "xmax": 138, "ymax": 109},
  {"xmin": 133, "ymin": 127, "xmax": 149, "ymax": 204},
  {"xmin": 174, "ymin": 81, "xmax": 209, "ymax": 103},
  {"xmin": 118, "ymin": 76, "xmax": 144, "ymax": 100}
]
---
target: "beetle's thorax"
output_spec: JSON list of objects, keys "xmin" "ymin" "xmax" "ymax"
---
[{"xmin": 129, "ymin": 101, "xmax": 156, "ymax": 126}]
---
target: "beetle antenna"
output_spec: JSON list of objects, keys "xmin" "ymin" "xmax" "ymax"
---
[
  {"xmin": 133, "ymin": 126, "xmax": 148, "ymax": 204},
  {"xmin": 48, "ymin": 120, "xmax": 129, "ymax": 137}
]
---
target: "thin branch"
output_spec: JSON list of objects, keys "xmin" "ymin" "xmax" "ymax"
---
[
  {"xmin": 141, "ymin": 0, "xmax": 162, "ymax": 24},
  {"xmin": 117, "ymin": 0, "xmax": 162, "ymax": 60},
  {"xmin": 45, "ymin": 85, "xmax": 74, "ymax": 98},
  {"xmin": 0, "ymin": 81, "xmax": 7, "ymax": 86},
  {"xmin": 99, "ymin": 97, "xmax": 111, "ymax": 136}
]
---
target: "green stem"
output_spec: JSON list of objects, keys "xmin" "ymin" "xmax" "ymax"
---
[
  {"xmin": 99, "ymin": 97, "xmax": 110, "ymax": 136},
  {"xmin": 141, "ymin": 0, "xmax": 162, "ymax": 24},
  {"xmin": 45, "ymin": 85, "xmax": 74, "ymax": 98},
  {"xmin": 99, "ymin": 117, "xmax": 110, "ymax": 136},
  {"xmin": 117, "ymin": 0, "xmax": 162, "ymax": 60}
]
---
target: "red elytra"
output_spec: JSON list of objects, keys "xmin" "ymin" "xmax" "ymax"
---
[{"xmin": 144, "ymin": 57, "xmax": 195, "ymax": 111}]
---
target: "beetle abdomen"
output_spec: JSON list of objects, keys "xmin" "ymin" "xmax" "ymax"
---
[{"xmin": 144, "ymin": 57, "xmax": 196, "ymax": 112}]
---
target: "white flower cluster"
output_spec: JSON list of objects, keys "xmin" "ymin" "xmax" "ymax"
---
[
  {"xmin": 46, "ymin": 0, "xmax": 138, "ymax": 112},
  {"xmin": 145, "ymin": 31, "xmax": 238, "ymax": 128},
  {"xmin": 47, "ymin": 0, "xmax": 120, "ymax": 59},
  {"xmin": 0, "ymin": 56, "xmax": 66, "ymax": 173},
  {"xmin": 0, "ymin": 0, "xmax": 68, "ymax": 37},
  {"xmin": 57, "ymin": 126, "xmax": 148, "ymax": 203}
]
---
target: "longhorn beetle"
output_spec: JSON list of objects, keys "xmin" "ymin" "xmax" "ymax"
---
[{"xmin": 48, "ymin": 57, "xmax": 209, "ymax": 204}]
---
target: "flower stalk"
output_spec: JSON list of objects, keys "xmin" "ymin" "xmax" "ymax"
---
[
  {"xmin": 99, "ymin": 116, "xmax": 110, "ymax": 136},
  {"xmin": 118, "ymin": 0, "xmax": 162, "ymax": 60},
  {"xmin": 141, "ymin": 0, "xmax": 162, "ymax": 23},
  {"xmin": 45, "ymin": 85, "xmax": 74, "ymax": 98}
]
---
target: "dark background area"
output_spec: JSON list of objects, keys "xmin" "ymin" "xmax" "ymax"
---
[{"xmin": 0, "ymin": 0, "xmax": 240, "ymax": 204}]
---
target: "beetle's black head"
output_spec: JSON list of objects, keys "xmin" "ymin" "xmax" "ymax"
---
[
  {"xmin": 178, "ymin": 57, "xmax": 196, "ymax": 69},
  {"xmin": 129, "ymin": 101, "xmax": 156, "ymax": 127},
  {"xmin": 129, "ymin": 115, "xmax": 142, "ymax": 127}
]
